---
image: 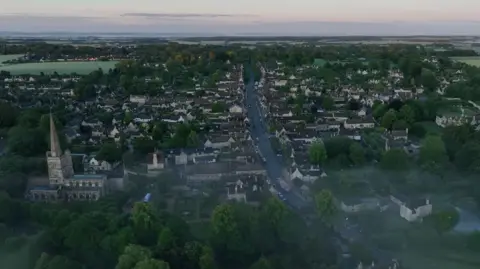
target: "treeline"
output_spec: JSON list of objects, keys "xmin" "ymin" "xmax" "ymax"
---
[{"xmin": 0, "ymin": 190, "xmax": 337, "ymax": 269}]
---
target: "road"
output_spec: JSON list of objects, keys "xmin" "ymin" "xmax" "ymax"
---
[
  {"xmin": 243, "ymin": 66, "xmax": 396, "ymax": 267},
  {"xmin": 244, "ymin": 68, "xmax": 306, "ymax": 210}
]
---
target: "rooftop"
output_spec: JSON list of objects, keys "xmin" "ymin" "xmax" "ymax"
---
[{"xmin": 72, "ymin": 174, "xmax": 106, "ymax": 180}]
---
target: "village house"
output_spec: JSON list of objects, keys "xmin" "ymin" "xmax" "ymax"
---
[{"xmin": 390, "ymin": 194, "xmax": 432, "ymax": 222}]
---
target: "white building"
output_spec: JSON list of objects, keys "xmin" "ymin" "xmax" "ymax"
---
[{"xmin": 390, "ymin": 195, "xmax": 432, "ymax": 222}]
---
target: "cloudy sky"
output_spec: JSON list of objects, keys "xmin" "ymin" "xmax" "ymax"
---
[{"xmin": 1, "ymin": 0, "xmax": 480, "ymax": 35}]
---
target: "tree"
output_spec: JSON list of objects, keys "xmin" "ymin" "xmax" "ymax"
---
[
  {"xmin": 17, "ymin": 109, "xmax": 41, "ymax": 128},
  {"xmin": 314, "ymin": 189, "xmax": 337, "ymax": 225},
  {"xmin": 250, "ymin": 257, "xmax": 272, "ymax": 269},
  {"xmin": 308, "ymin": 141, "xmax": 327, "ymax": 165},
  {"xmin": 34, "ymin": 253, "xmax": 83, "ymax": 269},
  {"xmin": 7, "ymin": 126, "xmax": 47, "ymax": 156},
  {"xmin": 399, "ymin": 104, "xmax": 415, "ymax": 125},
  {"xmin": 442, "ymin": 124, "xmax": 473, "ymax": 159},
  {"xmin": 419, "ymin": 135, "xmax": 448, "ymax": 171},
  {"xmin": 133, "ymin": 137, "xmax": 156, "ymax": 155},
  {"xmin": 420, "ymin": 69, "xmax": 439, "ymax": 91},
  {"xmin": 131, "ymin": 202, "xmax": 159, "ymax": 245},
  {"xmin": 424, "ymin": 210, "xmax": 459, "ymax": 235},
  {"xmin": 116, "ymin": 244, "xmax": 152, "ymax": 269},
  {"xmin": 157, "ymin": 227, "xmax": 178, "ymax": 261},
  {"xmin": 349, "ymin": 142, "xmax": 366, "ymax": 166},
  {"xmin": 321, "ymin": 95, "xmax": 334, "ymax": 110},
  {"xmin": 199, "ymin": 246, "xmax": 216, "ymax": 269},
  {"xmin": 0, "ymin": 102, "xmax": 18, "ymax": 128},
  {"xmin": 372, "ymin": 102, "xmax": 387, "ymax": 119},
  {"xmin": 467, "ymin": 232, "xmax": 480, "ymax": 251},
  {"xmin": 454, "ymin": 141, "xmax": 480, "ymax": 172},
  {"xmin": 380, "ymin": 149, "xmax": 409, "ymax": 171},
  {"xmin": 124, "ymin": 111, "xmax": 133, "ymax": 124},
  {"xmin": 96, "ymin": 142, "xmax": 122, "ymax": 163},
  {"xmin": 186, "ymin": 131, "xmax": 200, "ymax": 148},
  {"xmin": 211, "ymin": 102, "xmax": 226, "ymax": 113},
  {"xmin": 409, "ymin": 122, "xmax": 426, "ymax": 138},
  {"xmin": 381, "ymin": 109, "xmax": 397, "ymax": 129},
  {"xmin": 134, "ymin": 259, "xmax": 170, "ymax": 269},
  {"xmin": 183, "ymin": 241, "xmax": 203, "ymax": 269}
]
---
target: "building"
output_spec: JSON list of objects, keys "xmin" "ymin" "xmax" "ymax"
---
[
  {"xmin": 27, "ymin": 114, "xmax": 114, "ymax": 202},
  {"xmin": 390, "ymin": 194, "xmax": 432, "ymax": 222}
]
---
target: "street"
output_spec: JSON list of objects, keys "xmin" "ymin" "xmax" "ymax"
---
[
  {"xmin": 244, "ymin": 68, "xmax": 306, "ymax": 210},
  {"xmin": 243, "ymin": 66, "xmax": 396, "ymax": 267}
]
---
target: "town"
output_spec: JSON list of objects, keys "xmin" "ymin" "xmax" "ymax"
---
[{"xmin": 1, "ymin": 39, "xmax": 480, "ymax": 269}]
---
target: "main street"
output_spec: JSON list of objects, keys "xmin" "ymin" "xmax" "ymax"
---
[
  {"xmin": 243, "ymin": 66, "xmax": 396, "ymax": 267},
  {"xmin": 244, "ymin": 68, "xmax": 306, "ymax": 210}
]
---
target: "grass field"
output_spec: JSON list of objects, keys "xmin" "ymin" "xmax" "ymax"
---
[
  {"xmin": 450, "ymin": 57, "xmax": 480, "ymax": 67},
  {"xmin": 0, "ymin": 61, "xmax": 118, "ymax": 75},
  {"xmin": 0, "ymin": 54, "xmax": 24, "ymax": 64}
]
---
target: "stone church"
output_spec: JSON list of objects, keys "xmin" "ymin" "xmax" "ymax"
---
[{"xmin": 27, "ymin": 114, "xmax": 124, "ymax": 202}]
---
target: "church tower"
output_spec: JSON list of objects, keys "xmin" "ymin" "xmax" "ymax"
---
[{"xmin": 46, "ymin": 114, "xmax": 74, "ymax": 185}]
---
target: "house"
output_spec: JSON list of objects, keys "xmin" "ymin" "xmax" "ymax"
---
[
  {"xmin": 147, "ymin": 152, "xmax": 164, "ymax": 171},
  {"xmin": 174, "ymin": 151, "xmax": 188, "ymax": 165},
  {"xmin": 130, "ymin": 95, "xmax": 148, "ymax": 104},
  {"xmin": 193, "ymin": 155, "xmax": 217, "ymax": 164},
  {"xmin": 185, "ymin": 163, "xmax": 230, "ymax": 183},
  {"xmin": 229, "ymin": 104, "xmax": 243, "ymax": 114},
  {"xmin": 344, "ymin": 118, "xmax": 375, "ymax": 129},
  {"xmin": 87, "ymin": 156, "xmax": 114, "ymax": 171},
  {"xmin": 204, "ymin": 136, "xmax": 235, "ymax": 149},
  {"xmin": 290, "ymin": 167, "xmax": 326, "ymax": 183},
  {"xmin": 226, "ymin": 183, "xmax": 247, "ymax": 202},
  {"xmin": 226, "ymin": 175, "xmax": 266, "ymax": 204},
  {"xmin": 235, "ymin": 164, "xmax": 266, "ymax": 176},
  {"xmin": 390, "ymin": 194, "xmax": 432, "ymax": 222}
]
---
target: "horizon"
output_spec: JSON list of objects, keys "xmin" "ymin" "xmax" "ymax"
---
[{"xmin": 2, "ymin": 1, "xmax": 480, "ymax": 35}]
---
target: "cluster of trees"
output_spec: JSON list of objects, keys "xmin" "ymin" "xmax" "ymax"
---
[
  {"xmin": 2, "ymin": 43, "xmax": 132, "ymax": 62},
  {"xmin": 0, "ymin": 188, "xmax": 337, "ymax": 269},
  {"xmin": 373, "ymin": 98, "xmax": 439, "ymax": 134},
  {"xmin": 445, "ymin": 70, "xmax": 480, "ymax": 101},
  {"xmin": 0, "ymin": 103, "xmax": 67, "ymax": 158},
  {"xmin": 308, "ymin": 138, "xmax": 366, "ymax": 168}
]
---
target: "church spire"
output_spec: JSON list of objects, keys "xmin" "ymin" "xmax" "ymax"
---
[{"xmin": 50, "ymin": 113, "xmax": 62, "ymax": 157}]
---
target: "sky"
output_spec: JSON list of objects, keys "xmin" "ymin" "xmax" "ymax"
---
[{"xmin": 1, "ymin": 0, "xmax": 480, "ymax": 35}]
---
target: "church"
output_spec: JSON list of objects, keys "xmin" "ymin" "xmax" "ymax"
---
[{"xmin": 26, "ymin": 114, "xmax": 123, "ymax": 202}]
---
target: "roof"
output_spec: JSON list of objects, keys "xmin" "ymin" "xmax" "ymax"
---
[
  {"xmin": 29, "ymin": 185, "xmax": 58, "ymax": 191},
  {"xmin": 72, "ymin": 174, "xmax": 106, "ymax": 180}
]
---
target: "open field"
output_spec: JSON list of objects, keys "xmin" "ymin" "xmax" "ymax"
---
[
  {"xmin": 0, "ymin": 54, "xmax": 24, "ymax": 64},
  {"xmin": 0, "ymin": 61, "xmax": 118, "ymax": 75},
  {"xmin": 450, "ymin": 57, "xmax": 480, "ymax": 67}
]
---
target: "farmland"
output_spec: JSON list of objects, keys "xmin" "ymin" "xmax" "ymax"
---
[
  {"xmin": 450, "ymin": 56, "xmax": 480, "ymax": 67},
  {"xmin": 0, "ymin": 61, "xmax": 119, "ymax": 75},
  {"xmin": 0, "ymin": 54, "xmax": 24, "ymax": 64}
]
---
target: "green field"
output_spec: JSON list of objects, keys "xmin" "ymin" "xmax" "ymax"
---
[
  {"xmin": 450, "ymin": 57, "xmax": 480, "ymax": 67},
  {"xmin": 0, "ymin": 54, "xmax": 24, "ymax": 64},
  {"xmin": 0, "ymin": 61, "xmax": 118, "ymax": 75}
]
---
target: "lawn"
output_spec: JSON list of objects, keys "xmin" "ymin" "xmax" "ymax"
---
[
  {"xmin": 0, "ymin": 61, "xmax": 119, "ymax": 75},
  {"xmin": 450, "ymin": 57, "xmax": 480, "ymax": 67},
  {"xmin": 0, "ymin": 54, "xmax": 24, "ymax": 64}
]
